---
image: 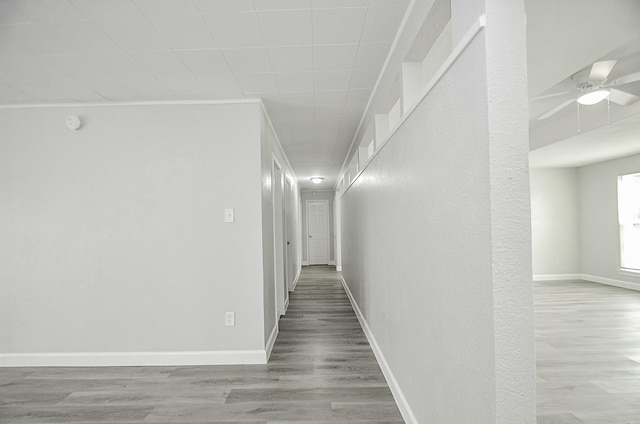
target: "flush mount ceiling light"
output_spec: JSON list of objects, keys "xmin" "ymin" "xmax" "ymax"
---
[
  {"xmin": 577, "ymin": 89, "xmax": 610, "ymax": 106},
  {"xmin": 310, "ymin": 177, "xmax": 324, "ymax": 184}
]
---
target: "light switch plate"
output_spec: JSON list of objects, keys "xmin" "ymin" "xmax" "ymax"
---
[
  {"xmin": 225, "ymin": 312, "xmax": 235, "ymax": 326},
  {"xmin": 224, "ymin": 208, "xmax": 234, "ymax": 223}
]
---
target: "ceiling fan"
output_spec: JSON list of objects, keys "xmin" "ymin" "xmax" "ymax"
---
[{"xmin": 535, "ymin": 60, "xmax": 640, "ymax": 120}]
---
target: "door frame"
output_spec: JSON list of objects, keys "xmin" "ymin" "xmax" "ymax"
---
[
  {"xmin": 306, "ymin": 199, "xmax": 330, "ymax": 265},
  {"xmin": 272, "ymin": 157, "xmax": 287, "ymax": 318}
]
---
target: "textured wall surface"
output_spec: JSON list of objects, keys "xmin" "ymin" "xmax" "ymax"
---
[
  {"xmin": 339, "ymin": 0, "xmax": 534, "ymax": 422},
  {"xmin": 0, "ymin": 103, "xmax": 266, "ymax": 356}
]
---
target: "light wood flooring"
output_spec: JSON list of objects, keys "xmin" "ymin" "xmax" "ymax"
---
[
  {"xmin": 0, "ymin": 265, "xmax": 404, "ymax": 423},
  {"xmin": 536, "ymin": 279, "xmax": 640, "ymax": 424}
]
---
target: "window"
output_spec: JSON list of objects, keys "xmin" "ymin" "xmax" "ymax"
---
[{"xmin": 618, "ymin": 172, "xmax": 640, "ymax": 273}]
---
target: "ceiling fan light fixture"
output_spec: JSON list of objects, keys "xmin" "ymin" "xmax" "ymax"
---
[
  {"xmin": 577, "ymin": 89, "xmax": 610, "ymax": 106},
  {"xmin": 310, "ymin": 177, "xmax": 324, "ymax": 184}
]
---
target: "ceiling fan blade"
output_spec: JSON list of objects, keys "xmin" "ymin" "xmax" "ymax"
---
[
  {"xmin": 611, "ymin": 71, "xmax": 640, "ymax": 86},
  {"xmin": 589, "ymin": 60, "xmax": 617, "ymax": 81},
  {"xmin": 608, "ymin": 88, "xmax": 639, "ymax": 106},
  {"xmin": 538, "ymin": 98, "xmax": 575, "ymax": 120},
  {"xmin": 530, "ymin": 90, "xmax": 573, "ymax": 101}
]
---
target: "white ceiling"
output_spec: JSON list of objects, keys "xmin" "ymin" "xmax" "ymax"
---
[
  {"xmin": 526, "ymin": 0, "xmax": 640, "ymax": 169},
  {"xmin": 0, "ymin": 0, "xmax": 410, "ymax": 189}
]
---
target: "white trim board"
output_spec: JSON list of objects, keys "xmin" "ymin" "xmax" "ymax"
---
[
  {"xmin": 581, "ymin": 274, "xmax": 640, "ymax": 292},
  {"xmin": 340, "ymin": 276, "xmax": 418, "ymax": 424},
  {"xmin": 533, "ymin": 274, "xmax": 581, "ymax": 281},
  {"xmin": 0, "ymin": 98, "xmax": 261, "ymax": 110},
  {"xmin": 265, "ymin": 324, "xmax": 279, "ymax": 361},
  {"xmin": 291, "ymin": 267, "xmax": 301, "ymax": 291},
  {"xmin": 0, "ymin": 350, "xmax": 268, "ymax": 368}
]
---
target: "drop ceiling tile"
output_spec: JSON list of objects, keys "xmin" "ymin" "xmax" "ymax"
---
[
  {"xmin": 368, "ymin": 0, "xmax": 408, "ymax": 6},
  {"xmin": 312, "ymin": 0, "xmax": 367, "ymax": 7},
  {"xmin": 132, "ymin": 51, "xmax": 191, "ymax": 76},
  {"xmin": 313, "ymin": 44, "xmax": 358, "ymax": 71},
  {"xmin": 350, "ymin": 67, "xmax": 379, "ymax": 89},
  {"xmin": 42, "ymin": 21, "xmax": 126, "ymax": 58},
  {"xmin": 254, "ymin": 0, "xmax": 311, "ymax": 10},
  {"xmin": 222, "ymin": 48, "xmax": 272, "ymax": 73},
  {"xmin": 354, "ymin": 42, "xmax": 390, "ymax": 69},
  {"xmin": 0, "ymin": 82, "xmax": 33, "ymax": 101},
  {"xmin": 268, "ymin": 46, "xmax": 313, "ymax": 72},
  {"xmin": 196, "ymin": 73, "xmax": 243, "ymax": 96},
  {"xmin": 132, "ymin": 0, "xmax": 198, "ymax": 15},
  {"xmin": 192, "ymin": 0, "xmax": 254, "ymax": 13},
  {"xmin": 79, "ymin": 78, "xmax": 140, "ymax": 99},
  {"xmin": 314, "ymin": 70, "xmax": 352, "ymax": 92},
  {"xmin": 11, "ymin": 80, "xmax": 67, "ymax": 100},
  {"xmin": 10, "ymin": 0, "xmax": 86, "ymax": 22},
  {"xmin": 360, "ymin": 5, "xmax": 405, "ymax": 43},
  {"xmin": 177, "ymin": 50, "xmax": 230, "ymax": 75},
  {"xmin": 69, "ymin": 0, "xmax": 142, "ymax": 19},
  {"xmin": 257, "ymin": 10, "xmax": 312, "ymax": 46},
  {"xmin": 146, "ymin": 14, "xmax": 217, "ymax": 50},
  {"xmin": 154, "ymin": 73, "xmax": 207, "ymax": 96},
  {"xmin": 236, "ymin": 72, "xmax": 278, "ymax": 92},
  {"xmin": 93, "ymin": 18, "xmax": 170, "ymax": 52},
  {"xmin": 0, "ymin": 2, "xmax": 33, "ymax": 24},
  {"xmin": 49, "ymin": 79, "xmax": 104, "ymax": 100},
  {"xmin": 202, "ymin": 12, "xmax": 264, "ymax": 48},
  {"xmin": 90, "ymin": 54, "xmax": 153, "ymax": 78},
  {"xmin": 0, "ymin": 44, "xmax": 27, "ymax": 59},
  {"xmin": 275, "ymin": 72, "xmax": 313, "ymax": 93},
  {"xmin": 314, "ymin": 90, "xmax": 347, "ymax": 105},
  {"xmin": 42, "ymin": 55, "xmax": 111, "ymax": 79},
  {"xmin": 280, "ymin": 92, "xmax": 314, "ymax": 106},
  {"xmin": 346, "ymin": 88, "xmax": 372, "ymax": 104},
  {"xmin": 3, "ymin": 24, "xmax": 75, "ymax": 57},
  {"xmin": 118, "ymin": 76, "xmax": 173, "ymax": 96},
  {"xmin": 312, "ymin": 7, "xmax": 366, "ymax": 45},
  {"xmin": 6, "ymin": 55, "xmax": 71, "ymax": 82},
  {"xmin": 0, "ymin": 63, "xmax": 23, "ymax": 82}
]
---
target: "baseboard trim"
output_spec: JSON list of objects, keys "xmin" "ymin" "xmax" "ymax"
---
[
  {"xmin": 0, "ymin": 350, "xmax": 268, "ymax": 368},
  {"xmin": 533, "ymin": 273, "xmax": 581, "ymax": 281},
  {"xmin": 581, "ymin": 274, "xmax": 640, "ymax": 292},
  {"xmin": 340, "ymin": 277, "xmax": 418, "ymax": 424},
  {"xmin": 336, "ymin": 266, "xmax": 342, "ymax": 272},
  {"xmin": 265, "ymin": 323, "xmax": 279, "ymax": 361},
  {"xmin": 291, "ymin": 267, "xmax": 301, "ymax": 291},
  {"xmin": 301, "ymin": 261, "xmax": 309, "ymax": 266},
  {"xmin": 328, "ymin": 260, "xmax": 335, "ymax": 266}
]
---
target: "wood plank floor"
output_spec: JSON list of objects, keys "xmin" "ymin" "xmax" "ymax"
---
[
  {"xmin": 0, "ymin": 265, "xmax": 404, "ymax": 423},
  {"xmin": 536, "ymin": 279, "xmax": 640, "ymax": 424}
]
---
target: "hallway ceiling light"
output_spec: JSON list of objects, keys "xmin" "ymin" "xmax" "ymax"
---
[
  {"xmin": 577, "ymin": 89, "xmax": 610, "ymax": 105},
  {"xmin": 310, "ymin": 177, "xmax": 324, "ymax": 184}
]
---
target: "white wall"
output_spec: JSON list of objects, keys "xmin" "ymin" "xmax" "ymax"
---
[
  {"xmin": 300, "ymin": 190, "xmax": 335, "ymax": 264},
  {"xmin": 530, "ymin": 168, "xmax": 580, "ymax": 277},
  {"xmin": 0, "ymin": 101, "xmax": 293, "ymax": 366},
  {"xmin": 579, "ymin": 153, "xmax": 640, "ymax": 287},
  {"xmin": 339, "ymin": 1, "xmax": 534, "ymax": 422},
  {"xmin": 260, "ymin": 108, "xmax": 300, "ymax": 347}
]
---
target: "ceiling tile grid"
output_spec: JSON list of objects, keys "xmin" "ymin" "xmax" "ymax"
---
[{"xmin": 0, "ymin": 0, "xmax": 410, "ymax": 186}]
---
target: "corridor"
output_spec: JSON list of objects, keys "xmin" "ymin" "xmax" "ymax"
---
[{"xmin": 0, "ymin": 266, "xmax": 404, "ymax": 423}]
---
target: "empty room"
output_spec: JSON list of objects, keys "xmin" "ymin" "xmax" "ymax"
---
[{"xmin": 1, "ymin": 0, "xmax": 639, "ymax": 423}]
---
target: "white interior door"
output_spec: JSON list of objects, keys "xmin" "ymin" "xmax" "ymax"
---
[
  {"xmin": 307, "ymin": 200, "xmax": 330, "ymax": 265},
  {"xmin": 284, "ymin": 178, "xmax": 296, "ymax": 291},
  {"xmin": 273, "ymin": 161, "xmax": 286, "ymax": 316}
]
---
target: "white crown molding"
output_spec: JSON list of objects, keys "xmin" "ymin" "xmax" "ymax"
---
[
  {"xmin": 0, "ymin": 350, "xmax": 267, "ymax": 367},
  {"xmin": 0, "ymin": 98, "xmax": 262, "ymax": 110}
]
